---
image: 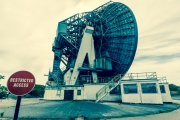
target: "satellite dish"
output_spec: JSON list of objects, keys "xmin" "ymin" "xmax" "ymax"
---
[{"xmin": 51, "ymin": 1, "xmax": 138, "ymax": 84}]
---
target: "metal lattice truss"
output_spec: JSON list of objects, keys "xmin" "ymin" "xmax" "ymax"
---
[{"xmin": 53, "ymin": 1, "xmax": 138, "ymax": 77}]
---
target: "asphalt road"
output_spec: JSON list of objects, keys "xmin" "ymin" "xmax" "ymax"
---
[
  {"xmin": 0, "ymin": 99, "xmax": 179, "ymax": 119},
  {"xmin": 108, "ymin": 108, "xmax": 180, "ymax": 120}
]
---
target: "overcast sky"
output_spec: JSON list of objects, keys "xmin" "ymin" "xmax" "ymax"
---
[{"xmin": 0, "ymin": 0, "xmax": 180, "ymax": 86}]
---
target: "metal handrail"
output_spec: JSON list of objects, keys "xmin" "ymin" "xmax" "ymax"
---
[
  {"xmin": 122, "ymin": 72, "xmax": 157, "ymax": 80},
  {"xmin": 158, "ymin": 77, "xmax": 168, "ymax": 83},
  {"xmin": 96, "ymin": 74, "xmax": 121, "ymax": 101}
]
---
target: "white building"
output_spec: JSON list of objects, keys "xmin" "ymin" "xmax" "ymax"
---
[
  {"xmin": 159, "ymin": 77, "xmax": 172, "ymax": 103},
  {"xmin": 44, "ymin": 72, "xmax": 172, "ymax": 104}
]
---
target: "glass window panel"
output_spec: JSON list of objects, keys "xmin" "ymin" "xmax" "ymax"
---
[
  {"xmin": 110, "ymin": 85, "xmax": 121, "ymax": 94},
  {"xmin": 160, "ymin": 85, "xmax": 166, "ymax": 93},
  {"xmin": 123, "ymin": 84, "xmax": 138, "ymax": 94},
  {"xmin": 77, "ymin": 90, "xmax": 81, "ymax": 95},
  {"xmin": 141, "ymin": 83, "xmax": 157, "ymax": 93}
]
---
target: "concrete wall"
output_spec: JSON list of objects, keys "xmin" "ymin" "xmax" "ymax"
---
[
  {"xmin": 43, "ymin": 84, "xmax": 121, "ymax": 101},
  {"xmin": 121, "ymin": 80, "xmax": 163, "ymax": 104},
  {"xmin": 140, "ymin": 81, "xmax": 163, "ymax": 104},
  {"xmin": 160, "ymin": 83, "xmax": 172, "ymax": 103},
  {"xmin": 43, "ymin": 81, "xmax": 167, "ymax": 104},
  {"xmin": 84, "ymin": 84, "xmax": 105, "ymax": 100},
  {"xmin": 84, "ymin": 84, "xmax": 122, "ymax": 101},
  {"xmin": 74, "ymin": 89, "xmax": 84, "ymax": 100},
  {"xmin": 121, "ymin": 82, "xmax": 141, "ymax": 103},
  {"xmin": 43, "ymin": 89, "xmax": 64, "ymax": 100},
  {"xmin": 141, "ymin": 93, "xmax": 162, "ymax": 104},
  {"xmin": 44, "ymin": 86, "xmax": 84, "ymax": 100}
]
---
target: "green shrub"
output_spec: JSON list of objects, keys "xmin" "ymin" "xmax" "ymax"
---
[
  {"xmin": 23, "ymin": 94, "xmax": 32, "ymax": 98},
  {"xmin": 8, "ymin": 94, "xmax": 17, "ymax": 100},
  {"xmin": 169, "ymin": 84, "xmax": 179, "ymax": 91},
  {"xmin": 0, "ymin": 92, "xmax": 8, "ymax": 99},
  {"xmin": 29, "ymin": 84, "xmax": 45, "ymax": 98},
  {"xmin": 177, "ymin": 87, "xmax": 180, "ymax": 95}
]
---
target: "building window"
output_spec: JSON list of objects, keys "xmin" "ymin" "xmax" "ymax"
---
[
  {"xmin": 141, "ymin": 83, "xmax": 157, "ymax": 93},
  {"xmin": 123, "ymin": 84, "xmax": 138, "ymax": 94},
  {"xmin": 77, "ymin": 90, "xmax": 81, "ymax": 95},
  {"xmin": 110, "ymin": 85, "xmax": 121, "ymax": 94},
  {"xmin": 160, "ymin": 85, "xmax": 166, "ymax": 93}
]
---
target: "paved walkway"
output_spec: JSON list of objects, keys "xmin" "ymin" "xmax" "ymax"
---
[
  {"xmin": 108, "ymin": 108, "xmax": 180, "ymax": 120},
  {"xmin": 0, "ymin": 99, "xmax": 179, "ymax": 119}
]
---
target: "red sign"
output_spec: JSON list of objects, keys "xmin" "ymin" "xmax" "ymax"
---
[{"xmin": 7, "ymin": 71, "xmax": 35, "ymax": 96}]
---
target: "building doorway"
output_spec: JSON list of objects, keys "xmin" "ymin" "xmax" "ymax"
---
[{"xmin": 64, "ymin": 90, "xmax": 74, "ymax": 100}]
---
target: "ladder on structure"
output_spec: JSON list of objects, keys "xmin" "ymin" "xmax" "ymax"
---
[
  {"xmin": 52, "ymin": 72, "xmax": 62, "ymax": 96},
  {"xmin": 95, "ymin": 74, "xmax": 122, "ymax": 103}
]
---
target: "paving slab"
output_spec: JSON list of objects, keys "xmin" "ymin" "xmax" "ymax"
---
[{"xmin": 0, "ymin": 99, "xmax": 179, "ymax": 119}]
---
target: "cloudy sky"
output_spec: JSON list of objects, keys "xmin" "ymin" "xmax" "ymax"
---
[{"xmin": 0, "ymin": 0, "xmax": 180, "ymax": 86}]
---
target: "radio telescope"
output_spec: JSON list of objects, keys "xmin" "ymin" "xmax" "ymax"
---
[{"xmin": 45, "ymin": 1, "xmax": 138, "ymax": 100}]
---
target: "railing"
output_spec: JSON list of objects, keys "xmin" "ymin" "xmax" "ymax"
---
[
  {"xmin": 122, "ymin": 72, "xmax": 157, "ymax": 80},
  {"xmin": 98, "ymin": 77, "xmax": 113, "ymax": 83},
  {"xmin": 158, "ymin": 77, "xmax": 168, "ymax": 84},
  {"xmin": 95, "ymin": 74, "xmax": 121, "ymax": 102},
  {"xmin": 64, "ymin": 80, "xmax": 79, "ymax": 85},
  {"xmin": 78, "ymin": 63, "xmax": 95, "ymax": 68}
]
